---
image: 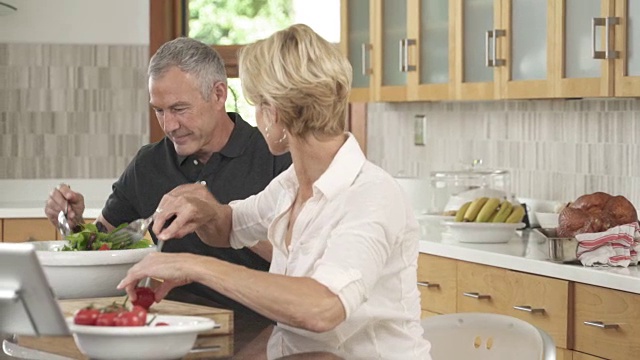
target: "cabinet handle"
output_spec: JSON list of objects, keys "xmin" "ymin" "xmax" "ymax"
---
[
  {"xmin": 401, "ymin": 38, "xmax": 416, "ymax": 72},
  {"xmin": 485, "ymin": 30, "xmax": 493, "ymax": 67},
  {"xmin": 417, "ymin": 281, "xmax": 440, "ymax": 288},
  {"xmin": 463, "ymin": 292, "xmax": 491, "ymax": 300},
  {"xmin": 592, "ymin": 17, "xmax": 621, "ymax": 59},
  {"xmin": 399, "ymin": 39, "xmax": 405, "ymax": 73},
  {"xmin": 583, "ymin": 321, "xmax": 620, "ymax": 329},
  {"xmin": 360, "ymin": 43, "xmax": 372, "ymax": 76},
  {"xmin": 493, "ymin": 29, "xmax": 506, "ymax": 67},
  {"xmin": 513, "ymin": 305, "xmax": 545, "ymax": 314}
]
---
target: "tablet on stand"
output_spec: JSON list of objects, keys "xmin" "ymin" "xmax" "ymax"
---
[{"xmin": 0, "ymin": 243, "xmax": 71, "ymax": 360}]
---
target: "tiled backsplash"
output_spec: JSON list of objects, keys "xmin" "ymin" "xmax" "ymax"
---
[
  {"xmin": 367, "ymin": 99, "xmax": 640, "ymax": 207},
  {"xmin": 0, "ymin": 43, "xmax": 149, "ymax": 179}
]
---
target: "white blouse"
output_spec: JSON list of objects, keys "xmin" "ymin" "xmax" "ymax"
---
[{"xmin": 229, "ymin": 134, "xmax": 431, "ymax": 359}]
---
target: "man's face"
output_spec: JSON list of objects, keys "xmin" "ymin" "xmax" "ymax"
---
[{"xmin": 149, "ymin": 67, "xmax": 224, "ymax": 157}]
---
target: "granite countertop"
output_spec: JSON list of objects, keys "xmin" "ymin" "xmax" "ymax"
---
[{"xmin": 420, "ymin": 228, "xmax": 640, "ymax": 295}]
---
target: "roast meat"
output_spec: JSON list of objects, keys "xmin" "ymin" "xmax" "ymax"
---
[{"xmin": 556, "ymin": 192, "xmax": 638, "ymax": 238}]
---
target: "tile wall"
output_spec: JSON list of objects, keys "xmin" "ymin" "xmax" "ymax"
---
[
  {"xmin": 0, "ymin": 43, "xmax": 149, "ymax": 179},
  {"xmin": 367, "ymin": 99, "xmax": 640, "ymax": 207}
]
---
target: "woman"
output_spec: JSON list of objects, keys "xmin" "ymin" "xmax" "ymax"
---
[{"xmin": 118, "ymin": 24, "xmax": 431, "ymax": 359}]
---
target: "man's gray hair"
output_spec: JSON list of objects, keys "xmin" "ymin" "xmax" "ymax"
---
[{"xmin": 149, "ymin": 37, "xmax": 227, "ymax": 100}]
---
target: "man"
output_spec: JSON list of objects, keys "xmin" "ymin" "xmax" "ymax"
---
[{"xmin": 44, "ymin": 37, "xmax": 292, "ymax": 315}]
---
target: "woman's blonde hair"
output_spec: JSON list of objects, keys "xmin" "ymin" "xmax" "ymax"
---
[{"xmin": 239, "ymin": 24, "xmax": 352, "ymax": 138}]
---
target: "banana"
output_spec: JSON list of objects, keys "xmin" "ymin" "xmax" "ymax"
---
[
  {"xmin": 463, "ymin": 197, "xmax": 488, "ymax": 222},
  {"xmin": 506, "ymin": 204, "xmax": 526, "ymax": 223},
  {"xmin": 492, "ymin": 200, "xmax": 513, "ymax": 223},
  {"xmin": 475, "ymin": 197, "xmax": 501, "ymax": 222},
  {"xmin": 455, "ymin": 201, "xmax": 472, "ymax": 222}
]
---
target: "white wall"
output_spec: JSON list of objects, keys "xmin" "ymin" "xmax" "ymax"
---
[{"xmin": 0, "ymin": 0, "xmax": 149, "ymax": 44}]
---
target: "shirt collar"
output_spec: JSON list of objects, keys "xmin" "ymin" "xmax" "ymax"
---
[
  {"xmin": 314, "ymin": 133, "xmax": 366, "ymax": 200},
  {"xmin": 177, "ymin": 112, "xmax": 252, "ymax": 165}
]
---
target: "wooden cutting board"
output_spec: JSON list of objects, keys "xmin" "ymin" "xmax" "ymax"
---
[{"xmin": 17, "ymin": 297, "xmax": 234, "ymax": 359}]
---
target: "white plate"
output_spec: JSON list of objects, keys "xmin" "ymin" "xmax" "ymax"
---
[
  {"xmin": 68, "ymin": 314, "xmax": 216, "ymax": 360},
  {"xmin": 443, "ymin": 221, "xmax": 525, "ymax": 244}
]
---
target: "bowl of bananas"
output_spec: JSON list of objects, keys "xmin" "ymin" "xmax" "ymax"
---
[{"xmin": 444, "ymin": 197, "xmax": 526, "ymax": 243}]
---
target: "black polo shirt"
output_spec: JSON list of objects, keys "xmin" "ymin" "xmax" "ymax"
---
[{"xmin": 102, "ymin": 113, "xmax": 292, "ymax": 312}]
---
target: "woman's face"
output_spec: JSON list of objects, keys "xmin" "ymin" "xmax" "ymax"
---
[{"xmin": 256, "ymin": 103, "xmax": 289, "ymax": 156}]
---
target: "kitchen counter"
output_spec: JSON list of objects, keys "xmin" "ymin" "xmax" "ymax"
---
[
  {"xmin": 420, "ymin": 228, "xmax": 640, "ymax": 294},
  {"xmin": 0, "ymin": 179, "xmax": 115, "ymax": 219},
  {"xmin": 0, "ymin": 200, "xmax": 105, "ymax": 218}
]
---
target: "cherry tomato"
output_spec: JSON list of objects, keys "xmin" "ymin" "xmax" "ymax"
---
[
  {"xmin": 155, "ymin": 322, "xmax": 170, "ymax": 326},
  {"xmin": 132, "ymin": 287, "xmax": 155, "ymax": 310},
  {"xmin": 113, "ymin": 311, "xmax": 145, "ymax": 326},
  {"xmin": 98, "ymin": 243, "xmax": 110, "ymax": 250},
  {"xmin": 130, "ymin": 305, "xmax": 148, "ymax": 324},
  {"xmin": 95, "ymin": 311, "xmax": 121, "ymax": 326},
  {"xmin": 73, "ymin": 307, "xmax": 100, "ymax": 326}
]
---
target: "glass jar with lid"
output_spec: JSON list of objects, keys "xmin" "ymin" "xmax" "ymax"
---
[{"xmin": 429, "ymin": 160, "xmax": 510, "ymax": 213}]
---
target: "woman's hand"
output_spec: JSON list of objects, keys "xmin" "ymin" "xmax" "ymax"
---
[
  {"xmin": 152, "ymin": 183, "xmax": 221, "ymax": 241},
  {"xmin": 117, "ymin": 252, "xmax": 196, "ymax": 302}
]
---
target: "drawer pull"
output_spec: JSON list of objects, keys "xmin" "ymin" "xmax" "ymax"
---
[
  {"xmin": 417, "ymin": 281, "xmax": 440, "ymax": 288},
  {"xmin": 513, "ymin": 305, "xmax": 545, "ymax": 314},
  {"xmin": 583, "ymin": 321, "xmax": 619, "ymax": 329},
  {"xmin": 463, "ymin": 292, "xmax": 490, "ymax": 300}
]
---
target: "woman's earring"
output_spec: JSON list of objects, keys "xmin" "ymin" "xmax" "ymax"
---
[
  {"xmin": 277, "ymin": 128, "xmax": 287, "ymax": 143},
  {"xmin": 264, "ymin": 123, "xmax": 271, "ymax": 140}
]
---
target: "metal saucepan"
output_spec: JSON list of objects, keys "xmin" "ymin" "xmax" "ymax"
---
[{"xmin": 534, "ymin": 228, "xmax": 580, "ymax": 264}]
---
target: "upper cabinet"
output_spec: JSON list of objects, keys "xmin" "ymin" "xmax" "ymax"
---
[
  {"xmin": 341, "ymin": 0, "xmax": 455, "ymax": 102},
  {"xmin": 456, "ymin": 0, "xmax": 556, "ymax": 100},
  {"xmin": 341, "ymin": 0, "xmax": 640, "ymax": 102},
  {"xmin": 341, "ymin": 0, "xmax": 373, "ymax": 102},
  {"xmin": 557, "ymin": 0, "xmax": 640, "ymax": 97}
]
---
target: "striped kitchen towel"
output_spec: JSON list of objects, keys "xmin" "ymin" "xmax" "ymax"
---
[{"xmin": 576, "ymin": 222, "xmax": 640, "ymax": 267}]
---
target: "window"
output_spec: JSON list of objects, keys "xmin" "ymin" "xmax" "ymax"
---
[{"xmin": 188, "ymin": 0, "xmax": 340, "ymax": 125}]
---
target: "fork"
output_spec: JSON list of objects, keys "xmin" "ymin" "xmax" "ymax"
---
[{"xmin": 108, "ymin": 213, "xmax": 156, "ymax": 247}]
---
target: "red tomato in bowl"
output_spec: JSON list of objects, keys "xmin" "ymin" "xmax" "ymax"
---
[
  {"xmin": 95, "ymin": 311, "xmax": 121, "ymax": 326},
  {"xmin": 73, "ymin": 307, "xmax": 100, "ymax": 326},
  {"xmin": 113, "ymin": 311, "xmax": 145, "ymax": 326}
]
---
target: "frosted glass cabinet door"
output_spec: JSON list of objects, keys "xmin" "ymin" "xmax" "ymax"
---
[
  {"xmin": 565, "ymin": 0, "xmax": 602, "ymax": 78},
  {"xmin": 346, "ymin": 0, "xmax": 371, "ymax": 89},
  {"xmin": 462, "ymin": 0, "xmax": 495, "ymax": 83},
  {"xmin": 511, "ymin": 0, "xmax": 547, "ymax": 81},
  {"xmin": 420, "ymin": 0, "xmax": 449, "ymax": 84},
  {"xmin": 625, "ymin": 0, "xmax": 640, "ymax": 76},
  {"xmin": 381, "ymin": 0, "xmax": 408, "ymax": 86}
]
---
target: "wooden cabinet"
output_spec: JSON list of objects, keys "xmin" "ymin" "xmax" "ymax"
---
[
  {"xmin": 574, "ymin": 283, "xmax": 640, "ymax": 359},
  {"xmin": 341, "ymin": 0, "xmax": 455, "ymax": 102},
  {"xmin": 454, "ymin": 0, "xmax": 556, "ymax": 100},
  {"xmin": 3, "ymin": 219, "xmax": 57, "ymax": 242},
  {"xmin": 341, "ymin": 0, "xmax": 640, "ymax": 102},
  {"xmin": 417, "ymin": 254, "xmax": 457, "ymax": 315},
  {"xmin": 341, "ymin": 0, "xmax": 374, "ymax": 102},
  {"xmin": 556, "ymin": 0, "xmax": 640, "ymax": 98}
]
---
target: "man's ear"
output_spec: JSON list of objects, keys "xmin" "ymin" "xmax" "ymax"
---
[{"xmin": 211, "ymin": 81, "xmax": 227, "ymax": 105}]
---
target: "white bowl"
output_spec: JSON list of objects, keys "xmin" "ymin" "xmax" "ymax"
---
[
  {"xmin": 416, "ymin": 213, "xmax": 455, "ymax": 236},
  {"xmin": 33, "ymin": 240, "xmax": 156, "ymax": 299},
  {"xmin": 68, "ymin": 314, "xmax": 216, "ymax": 360},
  {"xmin": 534, "ymin": 212, "xmax": 560, "ymax": 229},
  {"xmin": 443, "ymin": 221, "xmax": 525, "ymax": 244}
]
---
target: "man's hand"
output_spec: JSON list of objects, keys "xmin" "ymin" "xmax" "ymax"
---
[{"xmin": 44, "ymin": 184, "xmax": 86, "ymax": 229}]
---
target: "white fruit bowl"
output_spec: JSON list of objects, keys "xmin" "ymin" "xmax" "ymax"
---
[
  {"xmin": 32, "ymin": 240, "xmax": 156, "ymax": 299},
  {"xmin": 68, "ymin": 315, "xmax": 216, "ymax": 360},
  {"xmin": 416, "ymin": 213, "xmax": 455, "ymax": 236},
  {"xmin": 443, "ymin": 222, "xmax": 525, "ymax": 244}
]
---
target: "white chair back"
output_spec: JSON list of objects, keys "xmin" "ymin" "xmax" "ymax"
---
[{"xmin": 421, "ymin": 312, "xmax": 556, "ymax": 360}]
